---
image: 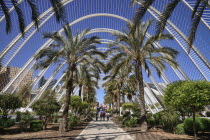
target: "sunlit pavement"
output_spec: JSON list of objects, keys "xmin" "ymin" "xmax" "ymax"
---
[{"xmin": 75, "ymin": 119, "xmax": 134, "ymax": 140}]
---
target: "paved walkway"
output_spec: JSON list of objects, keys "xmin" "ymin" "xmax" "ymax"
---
[{"xmin": 76, "ymin": 119, "xmax": 134, "ymax": 140}]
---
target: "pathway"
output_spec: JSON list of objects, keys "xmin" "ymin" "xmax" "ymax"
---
[{"xmin": 75, "ymin": 119, "xmax": 134, "ymax": 140}]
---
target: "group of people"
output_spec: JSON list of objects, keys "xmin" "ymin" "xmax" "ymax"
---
[{"xmin": 96, "ymin": 107, "xmax": 110, "ymax": 121}]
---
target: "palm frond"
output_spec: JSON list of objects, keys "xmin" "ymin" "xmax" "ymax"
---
[
  {"xmin": 0, "ymin": 0, "xmax": 12, "ymax": 33},
  {"xmin": 11, "ymin": 0, "xmax": 25, "ymax": 35},
  {"xmin": 188, "ymin": 0, "xmax": 206, "ymax": 51},
  {"xmin": 132, "ymin": 0, "xmax": 155, "ymax": 24},
  {"xmin": 155, "ymin": 0, "xmax": 180, "ymax": 35},
  {"xmin": 63, "ymin": 24, "xmax": 73, "ymax": 43},
  {"xmin": 27, "ymin": 0, "xmax": 39, "ymax": 29},
  {"xmin": 50, "ymin": 0, "xmax": 67, "ymax": 23},
  {"xmin": 192, "ymin": 0, "xmax": 202, "ymax": 19}
]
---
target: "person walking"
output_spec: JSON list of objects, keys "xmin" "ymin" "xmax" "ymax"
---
[
  {"xmin": 106, "ymin": 112, "xmax": 110, "ymax": 121},
  {"xmin": 100, "ymin": 111, "xmax": 103, "ymax": 121},
  {"xmin": 102, "ymin": 111, "xmax": 106, "ymax": 121},
  {"xmin": 96, "ymin": 112, "xmax": 98, "ymax": 121}
]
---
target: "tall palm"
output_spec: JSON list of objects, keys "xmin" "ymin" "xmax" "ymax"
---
[
  {"xmin": 1, "ymin": 0, "xmax": 67, "ymax": 34},
  {"xmin": 104, "ymin": 64, "xmax": 133, "ymax": 103},
  {"xmin": 103, "ymin": 77, "xmax": 122, "ymax": 111},
  {"xmin": 35, "ymin": 24, "xmax": 105, "ymax": 132},
  {"xmin": 132, "ymin": 0, "xmax": 209, "ymax": 50},
  {"xmin": 107, "ymin": 20, "xmax": 179, "ymax": 131},
  {"xmin": 103, "ymin": 80, "xmax": 119, "ymax": 109},
  {"xmin": 75, "ymin": 64, "xmax": 100, "ymax": 98}
]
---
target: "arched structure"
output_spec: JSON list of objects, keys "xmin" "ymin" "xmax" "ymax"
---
[{"xmin": 0, "ymin": 0, "xmax": 210, "ymax": 113}]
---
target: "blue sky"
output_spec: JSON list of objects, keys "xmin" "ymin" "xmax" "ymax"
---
[{"xmin": 1, "ymin": 0, "xmax": 210, "ymax": 103}]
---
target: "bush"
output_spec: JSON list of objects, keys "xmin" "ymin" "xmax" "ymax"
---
[
  {"xmin": 153, "ymin": 112, "xmax": 162, "ymax": 125},
  {"xmin": 124, "ymin": 117, "xmax": 137, "ymax": 127},
  {"xmin": 16, "ymin": 111, "xmax": 21, "ymax": 122},
  {"xmin": 122, "ymin": 103, "xmax": 134, "ymax": 111},
  {"xmin": 0, "ymin": 117, "xmax": 15, "ymax": 129},
  {"xmin": 199, "ymin": 118, "xmax": 210, "ymax": 132},
  {"xmin": 71, "ymin": 96, "xmax": 82, "ymax": 109},
  {"xmin": 68, "ymin": 114, "xmax": 79, "ymax": 130},
  {"xmin": 175, "ymin": 123, "xmax": 185, "ymax": 134},
  {"xmin": 30, "ymin": 120, "xmax": 43, "ymax": 132},
  {"xmin": 183, "ymin": 117, "xmax": 208, "ymax": 135},
  {"xmin": 147, "ymin": 117, "xmax": 155, "ymax": 127},
  {"xmin": 206, "ymin": 111, "xmax": 210, "ymax": 117},
  {"xmin": 0, "ymin": 94, "xmax": 22, "ymax": 118},
  {"xmin": 18, "ymin": 111, "xmax": 34, "ymax": 131},
  {"xmin": 108, "ymin": 108, "xmax": 113, "ymax": 113},
  {"xmin": 117, "ymin": 116, "xmax": 123, "ymax": 122}
]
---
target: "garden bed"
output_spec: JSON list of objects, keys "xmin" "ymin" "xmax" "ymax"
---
[
  {"xmin": 0, "ymin": 122, "xmax": 89, "ymax": 140},
  {"xmin": 111, "ymin": 117, "xmax": 200, "ymax": 140}
]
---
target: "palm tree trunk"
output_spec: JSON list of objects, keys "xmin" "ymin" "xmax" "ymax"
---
[
  {"xmin": 136, "ymin": 61, "xmax": 148, "ymax": 132},
  {"xmin": 59, "ymin": 68, "xmax": 74, "ymax": 133},
  {"xmin": 117, "ymin": 91, "xmax": 120, "ymax": 114},
  {"xmin": 122, "ymin": 92, "xmax": 125, "ymax": 103},
  {"xmin": 192, "ymin": 107, "xmax": 197, "ymax": 140},
  {"xmin": 78, "ymin": 84, "xmax": 82, "ymax": 97}
]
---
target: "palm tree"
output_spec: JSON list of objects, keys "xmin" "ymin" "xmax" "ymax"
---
[
  {"xmin": 131, "ymin": 0, "xmax": 209, "ymax": 50},
  {"xmin": 1, "ymin": 0, "xmax": 67, "ymax": 34},
  {"xmin": 75, "ymin": 64, "xmax": 100, "ymax": 98},
  {"xmin": 35, "ymin": 24, "xmax": 105, "ymax": 132},
  {"xmin": 106, "ymin": 20, "xmax": 179, "ymax": 131}
]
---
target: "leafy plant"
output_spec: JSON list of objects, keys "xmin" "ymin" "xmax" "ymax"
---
[
  {"xmin": 30, "ymin": 120, "xmax": 43, "ymax": 132},
  {"xmin": 32, "ymin": 96, "xmax": 61, "ymax": 129},
  {"xmin": 175, "ymin": 123, "xmax": 185, "ymax": 135},
  {"xmin": 68, "ymin": 113, "xmax": 80, "ymax": 130},
  {"xmin": 122, "ymin": 103, "xmax": 134, "ymax": 112},
  {"xmin": 206, "ymin": 111, "xmax": 210, "ymax": 117},
  {"xmin": 164, "ymin": 80, "xmax": 210, "ymax": 138},
  {"xmin": 18, "ymin": 111, "xmax": 34, "ymax": 131},
  {"xmin": 0, "ymin": 117, "xmax": 15, "ymax": 130},
  {"xmin": 0, "ymin": 93, "xmax": 22, "ymax": 118},
  {"xmin": 71, "ymin": 96, "xmax": 82, "ymax": 109}
]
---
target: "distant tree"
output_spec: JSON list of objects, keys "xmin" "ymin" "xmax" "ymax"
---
[
  {"xmin": 17, "ymin": 83, "xmax": 32, "ymax": 107},
  {"xmin": 32, "ymin": 96, "xmax": 61, "ymax": 129},
  {"xmin": 0, "ymin": 93, "xmax": 22, "ymax": 118},
  {"xmin": 39, "ymin": 89, "xmax": 56, "ymax": 100},
  {"xmin": 164, "ymin": 80, "xmax": 210, "ymax": 140},
  {"xmin": 70, "ymin": 96, "xmax": 82, "ymax": 111}
]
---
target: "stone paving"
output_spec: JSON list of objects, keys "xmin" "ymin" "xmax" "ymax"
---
[{"xmin": 75, "ymin": 119, "xmax": 134, "ymax": 140}]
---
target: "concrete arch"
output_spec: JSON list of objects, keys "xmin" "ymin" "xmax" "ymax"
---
[
  {"xmin": 1, "ymin": 4, "xmax": 208, "ymax": 90},
  {"xmin": 1, "ymin": 0, "xmax": 209, "ymax": 76},
  {"xmin": 2, "ymin": 12, "xmax": 200, "ymax": 93}
]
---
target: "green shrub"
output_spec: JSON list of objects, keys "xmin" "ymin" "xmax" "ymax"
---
[
  {"xmin": 0, "ymin": 94, "xmax": 22, "ymax": 118},
  {"xmin": 117, "ymin": 116, "xmax": 123, "ymax": 122},
  {"xmin": 122, "ymin": 103, "xmax": 134, "ymax": 111},
  {"xmin": 0, "ymin": 118, "xmax": 15, "ymax": 129},
  {"xmin": 68, "ymin": 114, "xmax": 79, "ymax": 129},
  {"xmin": 71, "ymin": 96, "xmax": 82, "ymax": 108},
  {"xmin": 199, "ymin": 118, "xmax": 210, "ymax": 132},
  {"xmin": 18, "ymin": 111, "xmax": 34, "ymax": 131},
  {"xmin": 175, "ymin": 123, "xmax": 185, "ymax": 134},
  {"xmin": 206, "ymin": 111, "xmax": 210, "ymax": 117},
  {"xmin": 184, "ymin": 118, "xmax": 203, "ymax": 135},
  {"xmin": 30, "ymin": 120, "xmax": 43, "ymax": 132},
  {"xmin": 16, "ymin": 111, "xmax": 21, "ymax": 122},
  {"xmin": 124, "ymin": 117, "xmax": 137, "ymax": 127},
  {"xmin": 147, "ymin": 117, "xmax": 155, "ymax": 126},
  {"xmin": 153, "ymin": 112, "xmax": 162, "ymax": 125},
  {"xmin": 108, "ymin": 108, "xmax": 113, "ymax": 113},
  {"xmin": 81, "ymin": 102, "xmax": 89, "ymax": 109}
]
